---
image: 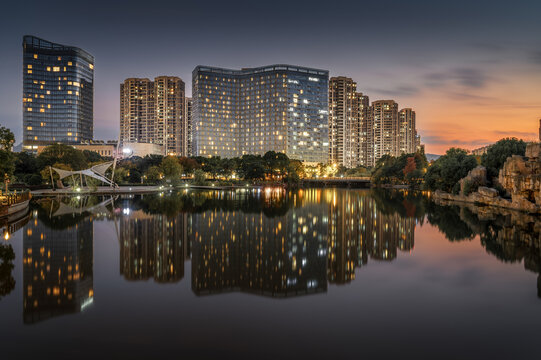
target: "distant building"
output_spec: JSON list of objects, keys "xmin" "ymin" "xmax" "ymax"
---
[
  {"xmin": 120, "ymin": 76, "xmax": 186, "ymax": 156},
  {"xmin": 471, "ymin": 145, "xmax": 490, "ymax": 156},
  {"xmin": 398, "ymin": 108, "xmax": 416, "ymax": 154},
  {"xmin": 122, "ymin": 142, "xmax": 163, "ymax": 158},
  {"xmin": 33, "ymin": 140, "xmax": 117, "ymax": 157},
  {"xmin": 72, "ymin": 140, "xmax": 117, "ymax": 157},
  {"xmin": 22, "ymin": 35, "xmax": 94, "ymax": 152},
  {"xmin": 192, "ymin": 64, "xmax": 329, "ymax": 164},
  {"xmin": 328, "ymin": 77, "xmax": 369, "ymax": 167},
  {"xmin": 369, "ymin": 100, "xmax": 399, "ymax": 166},
  {"xmin": 184, "ymin": 97, "xmax": 192, "ymax": 156}
]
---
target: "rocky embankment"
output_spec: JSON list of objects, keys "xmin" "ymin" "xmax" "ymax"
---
[{"xmin": 433, "ymin": 143, "xmax": 541, "ymax": 214}]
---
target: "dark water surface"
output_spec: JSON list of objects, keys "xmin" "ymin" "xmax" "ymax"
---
[{"xmin": 1, "ymin": 188, "xmax": 540, "ymax": 359}]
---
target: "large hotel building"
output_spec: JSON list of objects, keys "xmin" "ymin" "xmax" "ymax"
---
[
  {"xmin": 22, "ymin": 35, "xmax": 94, "ymax": 151},
  {"xmin": 120, "ymin": 76, "xmax": 186, "ymax": 156},
  {"xmin": 192, "ymin": 64, "xmax": 329, "ymax": 164}
]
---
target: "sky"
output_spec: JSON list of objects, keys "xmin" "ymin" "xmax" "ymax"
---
[{"xmin": 1, "ymin": 0, "xmax": 540, "ymax": 154}]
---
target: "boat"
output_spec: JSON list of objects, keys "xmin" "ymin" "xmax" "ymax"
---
[{"xmin": 0, "ymin": 191, "xmax": 32, "ymax": 219}]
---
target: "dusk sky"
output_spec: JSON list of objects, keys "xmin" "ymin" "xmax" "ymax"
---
[{"xmin": 1, "ymin": 0, "xmax": 540, "ymax": 154}]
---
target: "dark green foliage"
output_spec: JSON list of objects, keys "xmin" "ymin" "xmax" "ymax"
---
[
  {"xmin": 238, "ymin": 154, "xmax": 266, "ymax": 180},
  {"xmin": 371, "ymin": 151, "xmax": 428, "ymax": 186},
  {"xmin": 37, "ymin": 144, "xmax": 88, "ymax": 170},
  {"xmin": 192, "ymin": 169, "xmax": 207, "ymax": 185},
  {"xmin": 0, "ymin": 126, "xmax": 15, "ymax": 151},
  {"xmin": 481, "ymin": 138, "xmax": 527, "ymax": 180},
  {"xmin": 0, "ymin": 150, "xmax": 15, "ymax": 179},
  {"xmin": 424, "ymin": 148, "xmax": 477, "ymax": 192}
]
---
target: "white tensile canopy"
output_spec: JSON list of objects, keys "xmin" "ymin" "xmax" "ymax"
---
[{"xmin": 50, "ymin": 161, "xmax": 117, "ymax": 187}]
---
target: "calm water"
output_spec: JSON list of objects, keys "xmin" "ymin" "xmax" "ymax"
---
[{"xmin": 1, "ymin": 188, "xmax": 540, "ymax": 359}]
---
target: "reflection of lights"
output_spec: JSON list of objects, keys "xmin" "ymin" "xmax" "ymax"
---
[
  {"xmin": 76, "ymin": 195, "xmax": 81, "ymax": 200},
  {"xmin": 185, "ymin": 183, "xmax": 188, "ymax": 187},
  {"xmin": 122, "ymin": 148, "xmax": 131, "ymax": 154},
  {"xmin": 80, "ymin": 297, "xmax": 94, "ymax": 311},
  {"xmin": 75, "ymin": 187, "xmax": 81, "ymax": 192},
  {"xmin": 123, "ymin": 208, "xmax": 130, "ymax": 215},
  {"xmin": 3, "ymin": 232, "xmax": 9, "ymax": 241},
  {"xmin": 211, "ymin": 184, "xmax": 215, "ymax": 187}
]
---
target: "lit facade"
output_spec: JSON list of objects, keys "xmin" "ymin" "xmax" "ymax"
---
[
  {"xmin": 398, "ymin": 108, "xmax": 416, "ymax": 154},
  {"xmin": 22, "ymin": 35, "xmax": 94, "ymax": 151},
  {"xmin": 120, "ymin": 76, "xmax": 186, "ymax": 156},
  {"xmin": 369, "ymin": 100, "xmax": 399, "ymax": 166},
  {"xmin": 328, "ymin": 77, "xmax": 369, "ymax": 167},
  {"xmin": 184, "ymin": 97, "xmax": 192, "ymax": 156},
  {"xmin": 23, "ymin": 214, "xmax": 94, "ymax": 324},
  {"xmin": 192, "ymin": 64, "xmax": 329, "ymax": 163},
  {"xmin": 119, "ymin": 210, "xmax": 187, "ymax": 283}
]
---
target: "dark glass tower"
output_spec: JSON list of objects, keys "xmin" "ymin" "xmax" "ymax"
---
[{"xmin": 22, "ymin": 35, "xmax": 94, "ymax": 151}]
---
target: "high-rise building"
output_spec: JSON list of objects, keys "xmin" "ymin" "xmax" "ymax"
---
[
  {"xmin": 22, "ymin": 35, "xmax": 94, "ymax": 151},
  {"xmin": 368, "ymin": 100, "xmax": 399, "ymax": 166},
  {"xmin": 120, "ymin": 78, "xmax": 155, "ymax": 144},
  {"xmin": 184, "ymin": 97, "xmax": 192, "ymax": 156},
  {"xmin": 398, "ymin": 108, "xmax": 416, "ymax": 154},
  {"xmin": 154, "ymin": 76, "xmax": 185, "ymax": 156},
  {"xmin": 192, "ymin": 64, "xmax": 329, "ymax": 163},
  {"xmin": 328, "ymin": 77, "xmax": 369, "ymax": 167},
  {"xmin": 119, "ymin": 76, "xmax": 186, "ymax": 156}
]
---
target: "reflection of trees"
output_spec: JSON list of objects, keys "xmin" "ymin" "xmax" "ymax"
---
[
  {"xmin": 426, "ymin": 202, "xmax": 475, "ymax": 241},
  {"xmin": 0, "ymin": 243, "xmax": 16, "ymax": 301},
  {"xmin": 431, "ymin": 198, "xmax": 541, "ymax": 297},
  {"xmin": 135, "ymin": 190, "xmax": 293, "ymax": 218}
]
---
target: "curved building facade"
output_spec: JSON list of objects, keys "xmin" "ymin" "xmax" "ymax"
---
[
  {"xmin": 22, "ymin": 35, "xmax": 94, "ymax": 150},
  {"xmin": 192, "ymin": 64, "xmax": 329, "ymax": 163}
]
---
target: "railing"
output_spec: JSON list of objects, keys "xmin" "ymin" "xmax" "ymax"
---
[{"xmin": 0, "ymin": 190, "xmax": 32, "ymax": 207}]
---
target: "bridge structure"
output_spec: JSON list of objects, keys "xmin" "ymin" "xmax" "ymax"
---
[{"xmin": 301, "ymin": 177, "xmax": 371, "ymax": 188}]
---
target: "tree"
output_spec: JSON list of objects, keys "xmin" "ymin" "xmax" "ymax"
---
[
  {"xmin": 481, "ymin": 138, "xmax": 527, "ymax": 180},
  {"xmin": 161, "ymin": 156, "xmax": 183, "ymax": 184},
  {"xmin": 144, "ymin": 166, "xmax": 162, "ymax": 184},
  {"xmin": 0, "ymin": 126, "xmax": 15, "ymax": 151},
  {"xmin": 238, "ymin": 154, "xmax": 265, "ymax": 180},
  {"xmin": 424, "ymin": 148, "xmax": 478, "ymax": 192},
  {"xmin": 192, "ymin": 169, "xmax": 207, "ymax": 185},
  {"xmin": 285, "ymin": 160, "xmax": 304, "ymax": 185},
  {"xmin": 37, "ymin": 144, "xmax": 88, "ymax": 170},
  {"xmin": 0, "ymin": 150, "xmax": 15, "ymax": 181},
  {"xmin": 178, "ymin": 157, "xmax": 200, "ymax": 174}
]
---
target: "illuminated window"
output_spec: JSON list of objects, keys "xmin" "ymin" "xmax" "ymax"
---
[
  {"xmin": 68, "ymin": 61, "xmax": 72, "ymax": 66},
  {"xmin": 46, "ymin": 67, "xmax": 51, "ymax": 71},
  {"xmin": 27, "ymin": 108, "xmax": 32, "ymax": 112},
  {"xmin": 33, "ymin": 54, "xmax": 38, "ymax": 59},
  {"xmin": 67, "ymin": 132, "xmax": 72, "ymax": 136},
  {"xmin": 39, "ymin": 108, "xmax": 45, "ymax": 113},
  {"xmin": 27, "ymin": 70, "xmax": 32, "ymax": 74},
  {"xmin": 89, "ymin": 63, "xmax": 94, "ymax": 70},
  {"xmin": 27, "ymin": 64, "xmax": 32, "ymax": 69},
  {"xmin": 53, "ymin": 67, "xmax": 60, "ymax": 72},
  {"xmin": 27, "ymin": 126, "xmax": 32, "ymax": 130}
]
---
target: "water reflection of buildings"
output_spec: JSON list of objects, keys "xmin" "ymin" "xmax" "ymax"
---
[
  {"xmin": 119, "ymin": 209, "xmax": 188, "ymax": 283},
  {"xmin": 191, "ymin": 189, "xmax": 328, "ymax": 297},
  {"xmin": 23, "ymin": 212, "xmax": 94, "ymax": 324},
  {"xmin": 327, "ymin": 190, "xmax": 416, "ymax": 284}
]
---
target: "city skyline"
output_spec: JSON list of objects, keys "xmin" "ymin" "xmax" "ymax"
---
[{"xmin": 1, "ymin": 0, "xmax": 541, "ymax": 154}]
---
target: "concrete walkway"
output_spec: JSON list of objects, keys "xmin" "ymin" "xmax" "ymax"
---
[{"xmin": 31, "ymin": 184, "xmax": 265, "ymax": 196}]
